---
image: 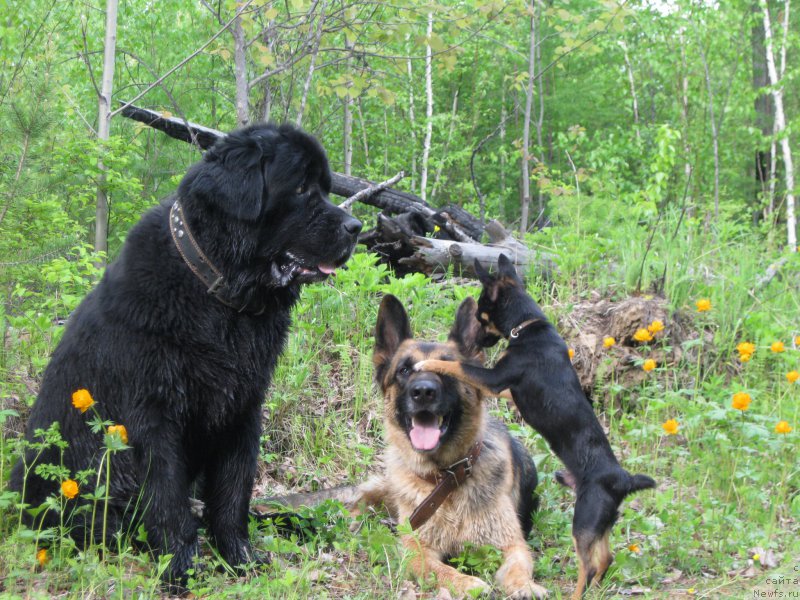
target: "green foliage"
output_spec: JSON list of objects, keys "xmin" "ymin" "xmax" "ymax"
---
[{"xmin": 1, "ymin": 0, "xmax": 799, "ymax": 596}]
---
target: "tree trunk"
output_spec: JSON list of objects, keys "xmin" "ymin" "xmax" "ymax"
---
[
  {"xmin": 697, "ymin": 37, "xmax": 720, "ymax": 219},
  {"xmin": 342, "ymin": 35, "xmax": 354, "ymax": 177},
  {"xmin": 94, "ymin": 0, "xmax": 119, "ymax": 266},
  {"xmin": 407, "ymin": 59, "xmax": 418, "ymax": 193},
  {"xmin": 430, "ymin": 87, "xmax": 458, "ymax": 202},
  {"xmin": 520, "ymin": 0, "xmax": 536, "ymax": 235},
  {"xmin": 296, "ymin": 1, "xmax": 325, "ymax": 127},
  {"xmin": 232, "ymin": 8, "xmax": 249, "ymax": 127},
  {"xmin": 535, "ymin": 9, "xmax": 545, "ymax": 219},
  {"xmin": 619, "ymin": 40, "xmax": 641, "ymax": 142},
  {"xmin": 752, "ymin": 0, "xmax": 773, "ymax": 211},
  {"xmin": 420, "ymin": 13, "xmax": 433, "ymax": 202},
  {"xmin": 762, "ymin": 0, "xmax": 797, "ymax": 250}
]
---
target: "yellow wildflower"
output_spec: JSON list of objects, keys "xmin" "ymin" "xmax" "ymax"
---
[
  {"xmin": 787, "ymin": 371, "xmax": 799, "ymax": 383},
  {"xmin": 61, "ymin": 479, "xmax": 79, "ymax": 499},
  {"xmin": 662, "ymin": 419, "xmax": 679, "ymax": 435},
  {"xmin": 643, "ymin": 359, "xmax": 656, "ymax": 372},
  {"xmin": 603, "ymin": 336, "xmax": 616, "ymax": 348},
  {"xmin": 568, "ymin": 348, "xmax": 575, "ymax": 360},
  {"xmin": 771, "ymin": 341, "xmax": 785, "ymax": 353},
  {"xmin": 775, "ymin": 421, "xmax": 793, "ymax": 434},
  {"xmin": 739, "ymin": 352, "xmax": 753, "ymax": 363},
  {"xmin": 628, "ymin": 543, "xmax": 641, "ymax": 553},
  {"xmin": 731, "ymin": 392, "xmax": 751, "ymax": 411},
  {"xmin": 71, "ymin": 389, "xmax": 94, "ymax": 413},
  {"xmin": 647, "ymin": 320, "xmax": 665, "ymax": 334},
  {"xmin": 36, "ymin": 548, "xmax": 49, "ymax": 566},
  {"xmin": 107, "ymin": 424, "xmax": 128, "ymax": 444},
  {"xmin": 633, "ymin": 328, "xmax": 654, "ymax": 343},
  {"xmin": 737, "ymin": 342, "xmax": 756, "ymax": 356},
  {"xmin": 795, "ymin": 335, "xmax": 800, "ymax": 346},
  {"xmin": 695, "ymin": 298, "xmax": 712, "ymax": 312}
]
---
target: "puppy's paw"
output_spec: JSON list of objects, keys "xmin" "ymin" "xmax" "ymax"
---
[
  {"xmin": 413, "ymin": 360, "xmax": 429, "ymax": 372},
  {"xmin": 507, "ymin": 580, "xmax": 548, "ymax": 599}
]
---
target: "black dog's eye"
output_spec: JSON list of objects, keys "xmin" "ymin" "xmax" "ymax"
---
[
  {"xmin": 397, "ymin": 365, "xmax": 411, "ymax": 377},
  {"xmin": 296, "ymin": 183, "xmax": 306, "ymax": 195}
]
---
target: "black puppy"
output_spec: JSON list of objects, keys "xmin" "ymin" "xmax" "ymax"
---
[
  {"xmin": 10, "ymin": 123, "xmax": 361, "ymax": 586},
  {"xmin": 417, "ymin": 254, "xmax": 655, "ymax": 599}
]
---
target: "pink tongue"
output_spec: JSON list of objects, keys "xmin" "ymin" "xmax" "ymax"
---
[
  {"xmin": 318, "ymin": 264, "xmax": 336, "ymax": 275},
  {"xmin": 410, "ymin": 422, "xmax": 441, "ymax": 450}
]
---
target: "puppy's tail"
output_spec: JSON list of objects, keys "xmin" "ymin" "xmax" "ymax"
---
[
  {"xmin": 605, "ymin": 471, "xmax": 656, "ymax": 499},
  {"xmin": 628, "ymin": 473, "xmax": 656, "ymax": 494}
]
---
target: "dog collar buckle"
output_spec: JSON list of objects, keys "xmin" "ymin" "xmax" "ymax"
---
[
  {"xmin": 444, "ymin": 456, "xmax": 473, "ymax": 483},
  {"xmin": 207, "ymin": 275, "xmax": 225, "ymax": 295},
  {"xmin": 510, "ymin": 319, "xmax": 540, "ymax": 339}
]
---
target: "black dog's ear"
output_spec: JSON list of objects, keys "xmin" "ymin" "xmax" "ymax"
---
[
  {"xmin": 374, "ymin": 295, "xmax": 412, "ymax": 385},
  {"xmin": 448, "ymin": 297, "xmax": 483, "ymax": 359},
  {"xmin": 181, "ymin": 128, "xmax": 275, "ymax": 221}
]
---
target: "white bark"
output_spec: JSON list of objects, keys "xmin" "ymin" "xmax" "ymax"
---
[
  {"xmin": 430, "ymin": 88, "xmax": 458, "ymax": 201},
  {"xmin": 407, "ymin": 59, "xmax": 417, "ymax": 193},
  {"xmin": 679, "ymin": 31, "xmax": 693, "ymax": 207},
  {"xmin": 343, "ymin": 36, "xmax": 354, "ymax": 177},
  {"xmin": 296, "ymin": 1, "xmax": 326, "ymax": 127},
  {"xmin": 420, "ymin": 13, "xmax": 433, "ymax": 202},
  {"xmin": 95, "ymin": 0, "xmax": 119, "ymax": 264},
  {"xmin": 762, "ymin": 0, "xmax": 797, "ymax": 250},
  {"xmin": 619, "ymin": 40, "xmax": 641, "ymax": 142},
  {"xmin": 697, "ymin": 39, "xmax": 720, "ymax": 218},
  {"xmin": 232, "ymin": 10, "xmax": 249, "ymax": 127},
  {"xmin": 520, "ymin": 0, "xmax": 536, "ymax": 235}
]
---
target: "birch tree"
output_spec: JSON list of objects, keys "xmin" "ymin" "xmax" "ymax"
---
[
  {"xmin": 419, "ymin": 12, "xmax": 433, "ymax": 202},
  {"xmin": 761, "ymin": 0, "xmax": 797, "ymax": 250},
  {"xmin": 95, "ymin": 0, "xmax": 119, "ymax": 264},
  {"xmin": 520, "ymin": 0, "xmax": 536, "ymax": 235}
]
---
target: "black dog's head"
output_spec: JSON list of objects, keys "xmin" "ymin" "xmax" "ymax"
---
[
  {"xmin": 178, "ymin": 122, "xmax": 361, "ymax": 289},
  {"xmin": 373, "ymin": 295, "xmax": 486, "ymax": 464},
  {"xmin": 473, "ymin": 254, "xmax": 546, "ymax": 342}
]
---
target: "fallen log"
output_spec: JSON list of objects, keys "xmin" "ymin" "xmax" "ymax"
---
[
  {"xmin": 119, "ymin": 102, "xmax": 555, "ymax": 278},
  {"xmin": 119, "ymin": 102, "xmax": 483, "ymax": 240},
  {"xmin": 362, "ymin": 214, "xmax": 554, "ymax": 279}
]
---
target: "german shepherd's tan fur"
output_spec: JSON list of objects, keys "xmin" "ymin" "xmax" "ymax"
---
[{"xmin": 349, "ymin": 294, "xmax": 547, "ymax": 599}]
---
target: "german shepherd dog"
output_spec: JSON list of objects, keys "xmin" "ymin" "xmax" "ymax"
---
[
  {"xmin": 10, "ymin": 123, "xmax": 361, "ymax": 587},
  {"xmin": 350, "ymin": 294, "xmax": 548, "ymax": 598},
  {"xmin": 416, "ymin": 255, "xmax": 656, "ymax": 599}
]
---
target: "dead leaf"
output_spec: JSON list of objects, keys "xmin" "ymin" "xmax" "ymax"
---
[
  {"xmin": 661, "ymin": 569, "xmax": 683, "ymax": 585},
  {"xmin": 397, "ymin": 580, "xmax": 416, "ymax": 600}
]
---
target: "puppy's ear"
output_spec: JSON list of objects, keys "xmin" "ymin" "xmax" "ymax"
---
[
  {"xmin": 497, "ymin": 253, "xmax": 520, "ymax": 280},
  {"xmin": 182, "ymin": 128, "xmax": 276, "ymax": 221},
  {"xmin": 374, "ymin": 295, "xmax": 412, "ymax": 385},
  {"xmin": 448, "ymin": 297, "xmax": 484, "ymax": 359},
  {"xmin": 473, "ymin": 259, "xmax": 493, "ymax": 286}
]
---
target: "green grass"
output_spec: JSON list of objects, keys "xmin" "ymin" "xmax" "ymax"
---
[{"xmin": 1, "ymin": 210, "xmax": 798, "ymax": 599}]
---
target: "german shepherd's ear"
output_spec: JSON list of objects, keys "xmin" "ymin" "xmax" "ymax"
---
[
  {"xmin": 374, "ymin": 294, "xmax": 412, "ymax": 385},
  {"xmin": 181, "ymin": 127, "xmax": 276, "ymax": 221},
  {"xmin": 448, "ymin": 297, "xmax": 484, "ymax": 359}
]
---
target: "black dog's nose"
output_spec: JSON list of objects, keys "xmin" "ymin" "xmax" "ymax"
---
[
  {"xmin": 410, "ymin": 379, "xmax": 439, "ymax": 403},
  {"xmin": 342, "ymin": 215, "xmax": 362, "ymax": 236}
]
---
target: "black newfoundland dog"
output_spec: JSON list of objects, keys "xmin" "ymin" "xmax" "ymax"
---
[{"xmin": 10, "ymin": 123, "xmax": 361, "ymax": 585}]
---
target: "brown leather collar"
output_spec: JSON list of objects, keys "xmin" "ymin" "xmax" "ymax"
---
[
  {"xmin": 408, "ymin": 440, "xmax": 483, "ymax": 530},
  {"xmin": 509, "ymin": 318, "xmax": 540, "ymax": 339},
  {"xmin": 169, "ymin": 199, "xmax": 243, "ymax": 311}
]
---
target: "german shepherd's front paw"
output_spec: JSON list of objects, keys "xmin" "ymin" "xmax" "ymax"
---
[
  {"xmin": 413, "ymin": 360, "xmax": 430, "ymax": 372},
  {"xmin": 507, "ymin": 580, "xmax": 548, "ymax": 599},
  {"xmin": 449, "ymin": 573, "xmax": 491, "ymax": 596}
]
